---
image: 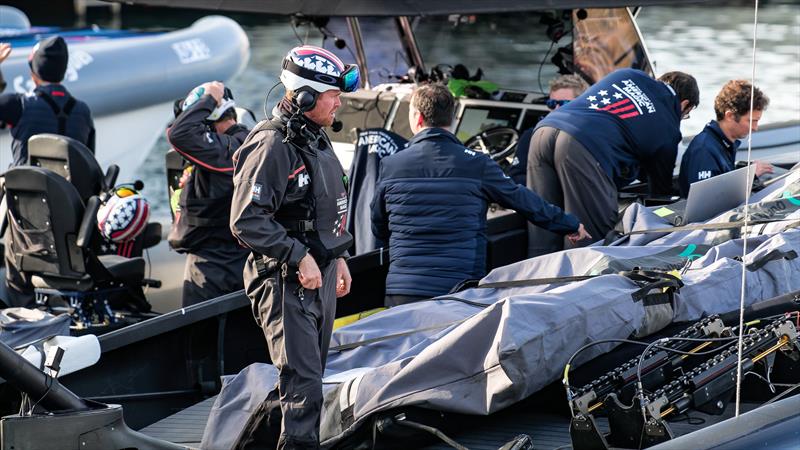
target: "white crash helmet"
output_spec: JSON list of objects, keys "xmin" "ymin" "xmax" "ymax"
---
[
  {"xmin": 279, "ymin": 45, "xmax": 360, "ymax": 95},
  {"xmin": 96, "ymin": 187, "xmax": 150, "ymax": 243},
  {"xmin": 181, "ymin": 85, "xmax": 236, "ymax": 122}
]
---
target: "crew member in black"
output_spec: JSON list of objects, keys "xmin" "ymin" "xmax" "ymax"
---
[
  {"xmin": 0, "ymin": 37, "xmax": 95, "ymax": 307},
  {"xmin": 230, "ymin": 45, "xmax": 356, "ymax": 449},
  {"xmin": 0, "ymin": 36, "xmax": 95, "ymax": 167},
  {"xmin": 167, "ymin": 81, "xmax": 250, "ymax": 306}
]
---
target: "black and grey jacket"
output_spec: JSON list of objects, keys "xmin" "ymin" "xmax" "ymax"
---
[
  {"xmin": 167, "ymin": 94, "xmax": 250, "ymax": 253},
  {"xmin": 230, "ymin": 105, "xmax": 352, "ymax": 269}
]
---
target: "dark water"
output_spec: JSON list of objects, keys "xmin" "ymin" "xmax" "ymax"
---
[{"xmin": 15, "ymin": 4, "xmax": 800, "ymax": 220}]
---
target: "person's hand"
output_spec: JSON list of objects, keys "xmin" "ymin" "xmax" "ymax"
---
[
  {"xmin": 201, "ymin": 81, "xmax": 225, "ymax": 105},
  {"xmin": 335, "ymin": 257, "xmax": 352, "ymax": 298},
  {"xmin": 754, "ymin": 160, "xmax": 774, "ymax": 177},
  {"xmin": 298, "ymin": 253, "xmax": 322, "ymax": 290},
  {"xmin": 0, "ymin": 43, "xmax": 11, "ymax": 64},
  {"xmin": 566, "ymin": 223, "xmax": 592, "ymax": 245},
  {"xmin": 178, "ymin": 166, "xmax": 193, "ymax": 188}
]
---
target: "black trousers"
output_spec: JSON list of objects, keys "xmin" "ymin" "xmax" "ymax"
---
[
  {"xmin": 182, "ymin": 240, "xmax": 248, "ymax": 306},
  {"xmin": 244, "ymin": 257, "xmax": 338, "ymax": 449},
  {"xmin": 526, "ymin": 127, "xmax": 618, "ymax": 258}
]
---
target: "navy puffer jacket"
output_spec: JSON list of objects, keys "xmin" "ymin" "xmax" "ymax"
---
[{"xmin": 371, "ymin": 127, "xmax": 579, "ymax": 298}]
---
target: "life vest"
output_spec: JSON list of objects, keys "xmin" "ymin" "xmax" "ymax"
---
[
  {"xmin": 267, "ymin": 117, "xmax": 353, "ymax": 267},
  {"xmin": 168, "ymin": 123, "xmax": 250, "ymax": 253},
  {"xmin": 11, "ymin": 85, "xmax": 92, "ymax": 167}
]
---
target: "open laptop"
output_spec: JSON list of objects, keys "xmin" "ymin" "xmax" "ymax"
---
[{"xmin": 684, "ymin": 165, "xmax": 756, "ymax": 224}]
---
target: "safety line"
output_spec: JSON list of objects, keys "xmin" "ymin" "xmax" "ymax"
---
[{"xmin": 735, "ymin": 0, "xmax": 760, "ymax": 418}]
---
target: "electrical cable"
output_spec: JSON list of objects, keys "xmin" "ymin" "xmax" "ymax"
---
[
  {"xmin": 635, "ymin": 336, "xmax": 741, "ymax": 423},
  {"xmin": 562, "ymin": 336, "xmax": 737, "ymax": 417},
  {"xmin": 763, "ymin": 382, "xmax": 800, "ymax": 406},
  {"xmin": 536, "ymin": 39, "xmax": 557, "ymax": 95},
  {"xmin": 263, "ymin": 81, "xmax": 282, "ymax": 119},
  {"xmin": 291, "ymin": 20, "xmax": 305, "ymax": 44},
  {"xmin": 28, "ymin": 374, "xmax": 54, "ymax": 415}
]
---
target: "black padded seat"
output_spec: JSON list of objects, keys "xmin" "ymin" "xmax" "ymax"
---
[
  {"xmin": 97, "ymin": 254, "xmax": 145, "ymax": 282},
  {"xmin": 4, "ymin": 166, "xmax": 153, "ymax": 323},
  {"xmin": 30, "ymin": 274, "xmax": 94, "ymax": 291}
]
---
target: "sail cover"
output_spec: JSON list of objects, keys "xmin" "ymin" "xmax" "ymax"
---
[{"xmin": 202, "ymin": 166, "xmax": 800, "ymax": 448}]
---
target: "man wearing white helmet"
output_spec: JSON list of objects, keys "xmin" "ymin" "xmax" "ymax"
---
[
  {"xmin": 230, "ymin": 45, "xmax": 358, "ymax": 448},
  {"xmin": 168, "ymin": 81, "xmax": 251, "ymax": 306}
]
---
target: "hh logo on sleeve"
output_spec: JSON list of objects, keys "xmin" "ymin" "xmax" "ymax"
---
[
  {"xmin": 251, "ymin": 183, "xmax": 262, "ymax": 201},
  {"xmin": 697, "ymin": 170, "xmax": 712, "ymax": 180}
]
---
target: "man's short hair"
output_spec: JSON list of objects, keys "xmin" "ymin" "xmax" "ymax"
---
[
  {"xmin": 411, "ymin": 83, "xmax": 455, "ymax": 128},
  {"xmin": 658, "ymin": 71, "xmax": 700, "ymax": 109},
  {"xmin": 713, "ymin": 80, "xmax": 769, "ymax": 121},
  {"xmin": 548, "ymin": 74, "xmax": 589, "ymax": 97}
]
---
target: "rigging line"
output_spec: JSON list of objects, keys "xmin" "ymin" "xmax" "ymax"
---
[{"xmin": 736, "ymin": 0, "xmax": 761, "ymax": 418}]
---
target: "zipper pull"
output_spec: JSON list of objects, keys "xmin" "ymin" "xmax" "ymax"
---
[{"xmin": 281, "ymin": 263, "xmax": 288, "ymax": 279}]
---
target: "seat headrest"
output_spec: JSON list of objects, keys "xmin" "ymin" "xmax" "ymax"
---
[{"xmin": 27, "ymin": 134, "xmax": 104, "ymax": 202}]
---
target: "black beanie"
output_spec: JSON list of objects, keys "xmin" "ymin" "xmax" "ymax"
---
[{"xmin": 28, "ymin": 36, "xmax": 68, "ymax": 83}]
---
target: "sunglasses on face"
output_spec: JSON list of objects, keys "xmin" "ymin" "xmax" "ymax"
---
[{"xmin": 546, "ymin": 99, "xmax": 570, "ymax": 110}]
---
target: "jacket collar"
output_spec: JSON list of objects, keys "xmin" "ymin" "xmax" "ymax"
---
[
  {"xmin": 407, "ymin": 127, "xmax": 461, "ymax": 147},
  {"xmin": 705, "ymin": 120, "xmax": 741, "ymax": 153},
  {"xmin": 34, "ymin": 83, "xmax": 68, "ymax": 96}
]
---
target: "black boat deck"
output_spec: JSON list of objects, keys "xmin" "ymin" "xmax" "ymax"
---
[
  {"xmin": 423, "ymin": 403, "xmax": 758, "ymax": 450},
  {"xmin": 139, "ymin": 395, "xmax": 216, "ymax": 448},
  {"xmin": 139, "ymin": 395, "xmax": 758, "ymax": 450}
]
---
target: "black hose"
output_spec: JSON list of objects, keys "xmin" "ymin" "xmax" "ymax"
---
[{"xmin": 392, "ymin": 418, "xmax": 469, "ymax": 450}]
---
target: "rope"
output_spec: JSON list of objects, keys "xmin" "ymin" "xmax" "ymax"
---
[{"xmin": 735, "ymin": 0, "xmax": 760, "ymax": 418}]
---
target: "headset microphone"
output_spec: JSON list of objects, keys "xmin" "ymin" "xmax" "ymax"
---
[{"xmin": 331, "ymin": 119, "xmax": 343, "ymax": 132}]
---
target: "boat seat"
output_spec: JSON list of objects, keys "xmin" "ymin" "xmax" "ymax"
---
[
  {"xmin": 27, "ymin": 133, "xmax": 105, "ymax": 203},
  {"xmin": 3, "ymin": 166, "xmax": 152, "ymax": 326},
  {"xmin": 27, "ymin": 133, "xmax": 160, "ymax": 259},
  {"xmin": 97, "ymin": 254, "xmax": 145, "ymax": 283},
  {"xmin": 30, "ymin": 274, "xmax": 94, "ymax": 291}
]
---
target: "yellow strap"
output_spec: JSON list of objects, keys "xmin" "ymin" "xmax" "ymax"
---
[{"xmin": 333, "ymin": 307, "xmax": 387, "ymax": 330}]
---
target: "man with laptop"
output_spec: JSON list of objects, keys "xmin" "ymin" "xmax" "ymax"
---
[{"xmin": 679, "ymin": 80, "xmax": 772, "ymax": 198}]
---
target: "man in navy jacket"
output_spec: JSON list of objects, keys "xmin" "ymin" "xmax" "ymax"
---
[
  {"xmin": 0, "ymin": 37, "xmax": 95, "ymax": 167},
  {"xmin": 527, "ymin": 69, "xmax": 699, "ymax": 257},
  {"xmin": 371, "ymin": 83, "xmax": 590, "ymax": 306},
  {"xmin": 678, "ymin": 80, "xmax": 772, "ymax": 197}
]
